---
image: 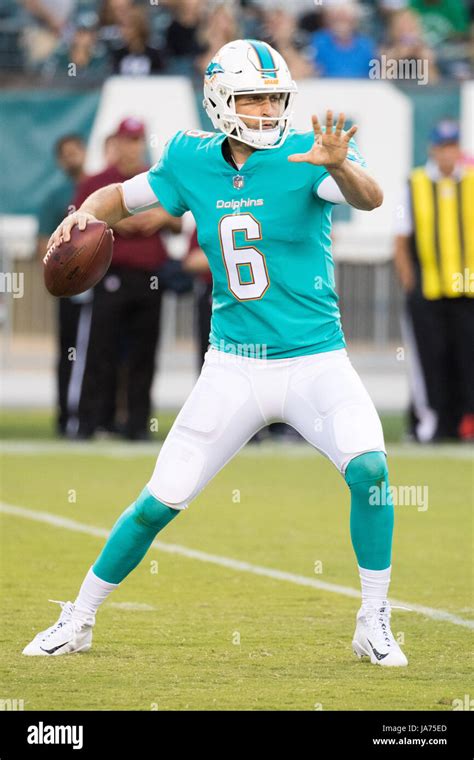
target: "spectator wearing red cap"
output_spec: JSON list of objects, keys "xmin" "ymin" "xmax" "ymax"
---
[{"xmin": 68, "ymin": 118, "xmax": 180, "ymax": 441}]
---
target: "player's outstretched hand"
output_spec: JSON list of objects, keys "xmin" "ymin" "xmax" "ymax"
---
[
  {"xmin": 47, "ymin": 211, "xmax": 98, "ymax": 249},
  {"xmin": 288, "ymin": 111, "xmax": 358, "ymax": 169}
]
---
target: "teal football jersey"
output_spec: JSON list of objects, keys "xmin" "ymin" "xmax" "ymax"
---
[{"xmin": 147, "ymin": 128, "xmax": 366, "ymax": 359}]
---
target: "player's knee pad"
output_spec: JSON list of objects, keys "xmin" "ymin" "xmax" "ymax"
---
[
  {"xmin": 344, "ymin": 450, "xmax": 388, "ymax": 488},
  {"xmin": 147, "ymin": 438, "xmax": 206, "ymax": 508},
  {"xmin": 133, "ymin": 485, "xmax": 180, "ymax": 530},
  {"xmin": 333, "ymin": 402, "xmax": 385, "ymax": 456}
]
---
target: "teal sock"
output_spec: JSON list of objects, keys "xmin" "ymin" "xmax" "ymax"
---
[
  {"xmin": 345, "ymin": 451, "xmax": 393, "ymax": 571},
  {"xmin": 93, "ymin": 486, "xmax": 179, "ymax": 584}
]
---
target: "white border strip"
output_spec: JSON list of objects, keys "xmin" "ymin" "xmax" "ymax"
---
[{"xmin": 1, "ymin": 502, "xmax": 472, "ymax": 630}]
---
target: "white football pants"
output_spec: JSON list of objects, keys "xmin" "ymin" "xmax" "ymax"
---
[{"xmin": 147, "ymin": 347, "xmax": 386, "ymax": 509}]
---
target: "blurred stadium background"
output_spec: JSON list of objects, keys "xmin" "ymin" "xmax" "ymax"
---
[
  {"xmin": 0, "ymin": 0, "xmax": 472, "ymax": 435},
  {"xmin": 0, "ymin": 0, "xmax": 473, "ymax": 714}
]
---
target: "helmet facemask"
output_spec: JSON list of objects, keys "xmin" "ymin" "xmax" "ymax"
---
[
  {"xmin": 203, "ymin": 39, "xmax": 298, "ymax": 150},
  {"xmin": 206, "ymin": 85, "xmax": 295, "ymax": 150},
  {"xmin": 230, "ymin": 90, "xmax": 295, "ymax": 149}
]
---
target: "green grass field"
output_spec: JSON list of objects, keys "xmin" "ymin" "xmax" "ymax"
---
[
  {"xmin": 0, "ymin": 413, "xmax": 473, "ymax": 711},
  {"xmin": 0, "ymin": 408, "xmax": 406, "ymax": 443}
]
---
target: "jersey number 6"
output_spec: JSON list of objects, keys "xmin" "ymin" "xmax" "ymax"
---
[{"xmin": 218, "ymin": 214, "xmax": 270, "ymax": 301}]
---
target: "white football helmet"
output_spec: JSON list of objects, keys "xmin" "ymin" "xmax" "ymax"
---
[{"xmin": 203, "ymin": 39, "xmax": 298, "ymax": 150}]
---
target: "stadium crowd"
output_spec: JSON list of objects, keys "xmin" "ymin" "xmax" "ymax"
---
[{"xmin": 0, "ymin": 0, "xmax": 472, "ymax": 84}]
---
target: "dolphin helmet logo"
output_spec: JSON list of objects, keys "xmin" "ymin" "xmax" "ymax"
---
[{"xmin": 205, "ymin": 61, "xmax": 225, "ymax": 78}]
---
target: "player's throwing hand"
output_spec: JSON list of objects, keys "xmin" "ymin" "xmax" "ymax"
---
[
  {"xmin": 288, "ymin": 111, "xmax": 358, "ymax": 169},
  {"xmin": 47, "ymin": 211, "xmax": 98, "ymax": 249}
]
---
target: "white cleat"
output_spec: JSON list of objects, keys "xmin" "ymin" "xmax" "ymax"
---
[
  {"xmin": 22, "ymin": 600, "xmax": 95, "ymax": 656},
  {"xmin": 352, "ymin": 601, "xmax": 408, "ymax": 667}
]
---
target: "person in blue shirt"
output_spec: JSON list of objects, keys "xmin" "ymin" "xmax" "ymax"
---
[
  {"xmin": 310, "ymin": 2, "xmax": 377, "ymax": 78},
  {"xmin": 24, "ymin": 39, "xmax": 407, "ymax": 668}
]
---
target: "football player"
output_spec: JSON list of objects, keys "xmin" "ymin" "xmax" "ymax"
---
[{"xmin": 24, "ymin": 40, "xmax": 407, "ymax": 666}]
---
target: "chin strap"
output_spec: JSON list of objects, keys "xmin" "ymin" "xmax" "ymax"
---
[{"xmin": 239, "ymin": 124, "xmax": 281, "ymax": 148}]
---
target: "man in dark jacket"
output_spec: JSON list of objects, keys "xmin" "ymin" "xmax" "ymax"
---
[{"xmin": 71, "ymin": 118, "xmax": 180, "ymax": 440}]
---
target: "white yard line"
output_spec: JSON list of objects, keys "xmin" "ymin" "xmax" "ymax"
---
[
  {"xmin": 1, "ymin": 501, "xmax": 472, "ymax": 630},
  {"xmin": 0, "ymin": 440, "xmax": 473, "ymax": 459}
]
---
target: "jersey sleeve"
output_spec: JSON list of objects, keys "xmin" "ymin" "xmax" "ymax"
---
[
  {"xmin": 121, "ymin": 172, "xmax": 161, "ymax": 214},
  {"xmin": 146, "ymin": 132, "xmax": 189, "ymax": 217},
  {"xmin": 316, "ymin": 177, "xmax": 346, "ymax": 204},
  {"xmin": 311, "ymin": 137, "xmax": 367, "ymax": 200},
  {"xmin": 346, "ymin": 137, "xmax": 367, "ymax": 169}
]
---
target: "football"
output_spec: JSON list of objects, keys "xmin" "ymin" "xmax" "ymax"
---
[{"xmin": 43, "ymin": 221, "xmax": 114, "ymax": 297}]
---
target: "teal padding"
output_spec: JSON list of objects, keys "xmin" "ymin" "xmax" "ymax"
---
[
  {"xmin": 345, "ymin": 451, "xmax": 393, "ymax": 571},
  {"xmin": 93, "ymin": 486, "xmax": 179, "ymax": 584}
]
